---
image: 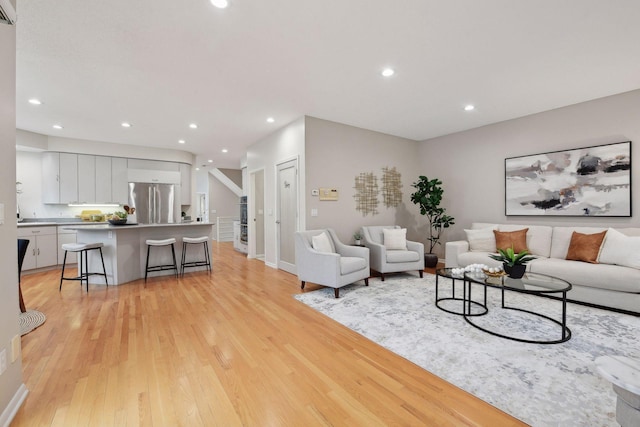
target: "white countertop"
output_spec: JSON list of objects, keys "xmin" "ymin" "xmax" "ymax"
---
[{"xmin": 63, "ymin": 222, "xmax": 213, "ymax": 231}]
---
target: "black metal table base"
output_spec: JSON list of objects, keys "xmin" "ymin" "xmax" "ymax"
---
[
  {"xmin": 463, "ymin": 281, "xmax": 571, "ymax": 344},
  {"xmin": 435, "ymin": 273, "xmax": 488, "ymax": 317}
]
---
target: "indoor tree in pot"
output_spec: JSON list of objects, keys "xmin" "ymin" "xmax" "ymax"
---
[
  {"xmin": 488, "ymin": 247, "xmax": 535, "ymax": 279},
  {"xmin": 410, "ymin": 176, "xmax": 455, "ymax": 268}
]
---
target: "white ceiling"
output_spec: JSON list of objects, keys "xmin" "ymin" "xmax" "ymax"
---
[{"xmin": 15, "ymin": 0, "xmax": 640, "ymax": 169}]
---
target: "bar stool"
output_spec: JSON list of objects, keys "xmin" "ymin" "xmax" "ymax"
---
[
  {"xmin": 60, "ymin": 242, "xmax": 108, "ymax": 292},
  {"xmin": 145, "ymin": 238, "xmax": 179, "ymax": 282},
  {"xmin": 180, "ymin": 236, "xmax": 212, "ymax": 277}
]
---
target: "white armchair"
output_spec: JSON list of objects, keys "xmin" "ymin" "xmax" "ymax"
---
[
  {"xmin": 361, "ymin": 225, "xmax": 424, "ymax": 281},
  {"xmin": 295, "ymin": 229, "xmax": 370, "ymax": 298}
]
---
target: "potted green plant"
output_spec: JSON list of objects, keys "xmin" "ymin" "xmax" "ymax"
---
[
  {"xmin": 353, "ymin": 232, "xmax": 362, "ymax": 246},
  {"xmin": 410, "ymin": 176, "xmax": 455, "ymax": 268},
  {"xmin": 488, "ymin": 247, "xmax": 535, "ymax": 279}
]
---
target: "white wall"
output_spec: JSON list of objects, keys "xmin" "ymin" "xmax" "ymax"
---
[
  {"xmin": 208, "ymin": 169, "xmax": 241, "ymax": 240},
  {"xmin": 0, "ymin": 10, "xmax": 27, "ymax": 424},
  {"xmin": 420, "ymin": 88, "xmax": 640, "ymax": 254},
  {"xmin": 304, "ymin": 116, "xmax": 423, "ymax": 243},
  {"xmin": 246, "ymin": 117, "xmax": 305, "ymax": 267}
]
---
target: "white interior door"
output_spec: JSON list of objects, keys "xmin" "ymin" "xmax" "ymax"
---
[
  {"xmin": 250, "ymin": 169, "xmax": 265, "ymax": 259},
  {"xmin": 276, "ymin": 160, "xmax": 298, "ymax": 274}
]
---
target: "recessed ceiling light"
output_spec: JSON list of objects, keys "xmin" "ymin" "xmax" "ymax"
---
[
  {"xmin": 221, "ymin": 148, "xmax": 228, "ymax": 153},
  {"xmin": 196, "ymin": 167, "xmax": 200, "ymax": 171},
  {"xmin": 381, "ymin": 68, "xmax": 395, "ymax": 77},
  {"xmin": 210, "ymin": 0, "xmax": 228, "ymax": 8},
  {"xmin": 189, "ymin": 123, "xmax": 198, "ymax": 129},
  {"xmin": 28, "ymin": 98, "xmax": 42, "ymax": 105},
  {"xmin": 208, "ymin": 159, "xmax": 213, "ymax": 163},
  {"xmin": 266, "ymin": 117, "xmax": 275, "ymax": 123},
  {"xmin": 464, "ymin": 104, "xmax": 475, "ymax": 111},
  {"xmin": 178, "ymin": 139, "xmax": 186, "ymax": 144},
  {"xmin": 52, "ymin": 124, "xmax": 63, "ymax": 130},
  {"xmin": 121, "ymin": 122, "xmax": 131, "ymax": 128}
]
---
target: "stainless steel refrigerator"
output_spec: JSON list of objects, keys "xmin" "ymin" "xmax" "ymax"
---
[{"xmin": 128, "ymin": 182, "xmax": 180, "ymax": 224}]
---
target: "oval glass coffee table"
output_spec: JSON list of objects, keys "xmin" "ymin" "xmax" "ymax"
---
[
  {"xmin": 435, "ymin": 268, "xmax": 487, "ymax": 316},
  {"xmin": 463, "ymin": 271, "xmax": 572, "ymax": 344}
]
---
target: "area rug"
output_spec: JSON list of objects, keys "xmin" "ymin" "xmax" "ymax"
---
[
  {"xmin": 294, "ymin": 273, "xmax": 640, "ymax": 427},
  {"xmin": 19, "ymin": 309, "xmax": 46, "ymax": 336}
]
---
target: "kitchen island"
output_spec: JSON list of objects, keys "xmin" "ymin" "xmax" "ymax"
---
[{"xmin": 62, "ymin": 222, "xmax": 213, "ymax": 285}]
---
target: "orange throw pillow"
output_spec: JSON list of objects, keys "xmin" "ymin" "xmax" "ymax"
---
[
  {"xmin": 566, "ymin": 231, "xmax": 607, "ymax": 263},
  {"xmin": 494, "ymin": 229, "xmax": 529, "ymax": 253}
]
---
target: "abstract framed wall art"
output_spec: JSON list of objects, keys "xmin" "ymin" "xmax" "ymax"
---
[{"xmin": 505, "ymin": 141, "xmax": 631, "ymax": 216}]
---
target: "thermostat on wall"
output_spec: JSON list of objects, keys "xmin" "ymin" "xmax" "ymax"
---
[{"xmin": 319, "ymin": 188, "xmax": 339, "ymax": 201}]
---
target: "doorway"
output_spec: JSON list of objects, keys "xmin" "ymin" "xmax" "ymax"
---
[{"xmin": 276, "ymin": 159, "xmax": 298, "ymax": 274}]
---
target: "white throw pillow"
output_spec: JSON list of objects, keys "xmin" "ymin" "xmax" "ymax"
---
[
  {"xmin": 465, "ymin": 227, "xmax": 497, "ymax": 252},
  {"xmin": 598, "ymin": 228, "xmax": 640, "ymax": 269},
  {"xmin": 383, "ymin": 228, "xmax": 407, "ymax": 250},
  {"xmin": 312, "ymin": 232, "xmax": 334, "ymax": 253}
]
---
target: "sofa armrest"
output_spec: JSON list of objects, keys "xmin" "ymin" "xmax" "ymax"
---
[
  {"xmin": 445, "ymin": 240, "xmax": 469, "ymax": 268},
  {"xmin": 364, "ymin": 241, "xmax": 386, "ymax": 271}
]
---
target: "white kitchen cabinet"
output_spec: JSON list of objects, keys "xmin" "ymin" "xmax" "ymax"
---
[
  {"xmin": 95, "ymin": 156, "xmax": 112, "ymax": 203},
  {"xmin": 180, "ymin": 163, "xmax": 191, "ymax": 205},
  {"xmin": 57, "ymin": 227, "xmax": 77, "ymax": 264},
  {"xmin": 18, "ymin": 226, "xmax": 58, "ymax": 270},
  {"xmin": 42, "ymin": 152, "xmax": 79, "ymax": 204},
  {"xmin": 127, "ymin": 158, "xmax": 179, "ymax": 171},
  {"xmin": 78, "ymin": 154, "xmax": 96, "ymax": 203},
  {"xmin": 42, "ymin": 152, "xmax": 60, "ymax": 204},
  {"xmin": 59, "ymin": 153, "xmax": 79, "ymax": 203},
  {"xmin": 111, "ymin": 157, "xmax": 128, "ymax": 205}
]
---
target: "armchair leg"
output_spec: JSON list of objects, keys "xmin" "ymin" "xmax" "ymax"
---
[
  {"xmin": 365, "ymin": 278, "xmax": 369, "ymax": 286},
  {"xmin": 380, "ymin": 273, "xmax": 385, "ymax": 281},
  {"xmin": 419, "ymin": 270, "xmax": 424, "ymax": 278},
  {"xmin": 334, "ymin": 288, "xmax": 339, "ymax": 298},
  {"xmin": 301, "ymin": 281, "xmax": 306, "ymax": 290}
]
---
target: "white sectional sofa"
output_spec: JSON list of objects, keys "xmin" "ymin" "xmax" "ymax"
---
[{"xmin": 445, "ymin": 223, "xmax": 640, "ymax": 315}]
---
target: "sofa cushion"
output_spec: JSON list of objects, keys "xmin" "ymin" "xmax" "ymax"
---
[
  {"xmin": 494, "ymin": 229, "xmax": 529, "ymax": 253},
  {"xmin": 599, "ymin": 228, "xmax": 640, "ymax": 269},
  {"xmin": 496, "ymin": 224, "xmax": 553, "ymax": 257},
  {"xmin": 386, "ymin": 250, "xmax": 420, "ymax": 263},
  {"xmin": 383, "ymin": 228, "xmax": 407, "ymax": 250},
  {"xmin": 550, "ymin": 226, "xmax": 608, "ymax": 259},
  {"xmin": 365, "ymin": 225, "xmax": 396, "ymax": 245},
  {"xmin": 465, "ymin": 226, "xmax": 497, "ymax": 252},
  {"xmin": 565, "ymin": 231, "xmax": 607, "ymax": 264},
  {"xmin": 530, "ymin": 258, "xmax": 640, "ymax": 293},
  {"xmin": 457, "ymin": 251, "xmax": 504, "ymax": 268},
  {"xmin": 312, "ymin": 232, "xmax": 334, "ymax": 253},
  {"xmin": 340, "ymin": 257, "xmax": 367, "ymax": 275}
]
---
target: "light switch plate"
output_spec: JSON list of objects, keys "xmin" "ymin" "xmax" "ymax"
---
[{"xmin": 311, "ymin": 209, "xmax": 318, "ymax": 217}]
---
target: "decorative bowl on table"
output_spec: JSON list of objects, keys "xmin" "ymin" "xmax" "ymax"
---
[
  {"xmin": 482, "ymin": 268, "xmax": 506, "ymax": 277},
  {"xmin": 108, "ymin": 218, "xmax": 128, "ymax": 225}
]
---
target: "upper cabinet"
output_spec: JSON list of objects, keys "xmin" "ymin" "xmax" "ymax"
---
[
  {"xmin": 42, "ymin": 152, "xmax": 79, "ymax": 204},
  {"xmin": 78, "ymin": 154, "xmax": 96, "ymax": 203},
  {"xmin": 111, "ymin": 157, "xmax": 128, "ymax": 205},
  {"xmin": 40, "ymin": 152, "xmax": 191, "ymax": 205},
  {"xmin": 180, "ymin": 163, "xmax": 191, "ymax": 205},
  {"xmin": 95, "ymin": 156, "xmax": 112, "ymax": 203}
]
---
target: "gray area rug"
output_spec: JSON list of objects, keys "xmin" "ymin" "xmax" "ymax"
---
[
  {"xmin": 294, "ymin": 273, "xmax": 640, "ymax": 427},
  {"xmin": 19, "ymin": 309, "xmax": 46, "ymax": 336}
]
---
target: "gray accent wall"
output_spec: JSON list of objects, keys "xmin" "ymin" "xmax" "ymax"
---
[
  {"xmin": 420, "ymin": 88, "xmax": 640, "ymax": 252},
  {"xmin": 304, "ymin": 116, "xmax": 423, "ymax": 244}
]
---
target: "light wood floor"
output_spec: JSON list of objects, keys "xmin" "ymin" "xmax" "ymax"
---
[{"xmin": 12, "ymin": 242, "xmax": 525, "ymax": 426}]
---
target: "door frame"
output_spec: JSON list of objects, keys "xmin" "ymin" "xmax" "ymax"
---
[{"xmin": 275, "ymin": 157, "xmax": 299, "ymax": 274}]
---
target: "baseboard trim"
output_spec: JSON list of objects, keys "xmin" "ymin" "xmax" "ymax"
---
[
  {"xmin": 265, "ymin": 261, "xmax": 277, "ymax": 269},
  {"xmin": 0, "ymin": 383, "xmax": 28, "ymax": 427}
]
